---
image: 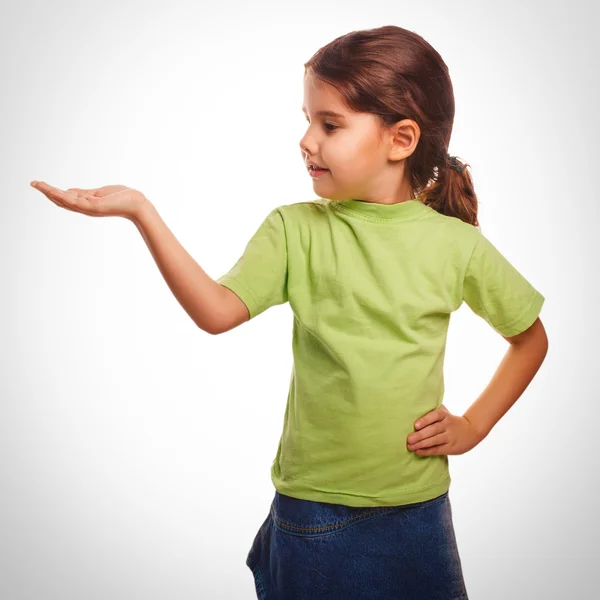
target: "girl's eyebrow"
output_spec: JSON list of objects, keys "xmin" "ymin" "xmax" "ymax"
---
[{"xmin": 301, "ymin": 106, "xmax": 346, "ymax": 120}]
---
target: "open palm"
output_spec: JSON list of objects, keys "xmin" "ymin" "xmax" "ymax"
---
[{"xmin": 30, "ymin": 181, "xmax": 146, "ymax": 220}]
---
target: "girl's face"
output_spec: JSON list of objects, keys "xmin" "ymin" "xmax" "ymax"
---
[{"xmin": 300, "ymin": 71, "xmax": 403, "ymax": 202}]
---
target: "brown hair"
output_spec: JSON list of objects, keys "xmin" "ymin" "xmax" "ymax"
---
[{"xmin": 304, "ymin": 25, "xmax": 479, "ymax": 227}]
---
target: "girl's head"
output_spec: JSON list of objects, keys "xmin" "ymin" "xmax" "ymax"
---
[{"xmin": 300, "ymin": 25, "xmax": 479, "ymax": 227}]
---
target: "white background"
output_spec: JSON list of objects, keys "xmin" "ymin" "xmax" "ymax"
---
[{"xmin": 1, "ymin": 0, "xmax": 598, "ymax": 598}]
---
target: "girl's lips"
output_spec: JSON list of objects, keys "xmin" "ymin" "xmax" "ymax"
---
[{"xmin": 308, "ymin": 167, "xmax": 329, "ymax": 178}]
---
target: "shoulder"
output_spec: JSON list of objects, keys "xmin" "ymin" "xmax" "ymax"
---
[
  {"xmin": 275, "ymin": 198, "xmax": 329, "ymax": 216},
  {"xmin": 271, "ymin": 198, "xmax": 332, "ymax": 228},
  {"xmin": 419, "ymin": 207, "xmax": 483, "ymax": 260},
  {"xmin": 424, "ymin": 207, "xmax": 478, "ymax": 234}
]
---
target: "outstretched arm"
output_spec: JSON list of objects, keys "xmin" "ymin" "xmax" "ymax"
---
[
  {"xmin": 133, "ymin": 199, "xmax": 249, "ymax": 335},
  {"xmin": 30, "ymin": 181, "xmax": 249, "ymax": 335}
]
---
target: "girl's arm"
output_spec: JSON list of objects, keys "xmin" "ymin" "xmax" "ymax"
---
[
  {"xmin": 133, "ymin": 199, "xmax": 249, "ymax": 335},
  {"xmin": 462, "ymin": 317, "xmax": 549, "ymax": 439}
]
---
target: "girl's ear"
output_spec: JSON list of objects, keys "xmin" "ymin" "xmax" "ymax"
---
[{"xmin": 386, "ymin": 118, "xmax": 420, "ymax": 163}]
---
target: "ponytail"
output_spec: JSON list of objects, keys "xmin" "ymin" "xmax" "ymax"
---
[{"xmin": 418, "ymin": 153, "xmax": 479, "ymax": 228}]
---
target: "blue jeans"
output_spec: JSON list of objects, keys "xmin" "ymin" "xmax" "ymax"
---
[{"xmin": 246, "ymin": 489, "xmax": 469, "ymax": 600}]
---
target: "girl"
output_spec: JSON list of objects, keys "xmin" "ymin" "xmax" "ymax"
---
[{"xmin": 31, "ymin": 24, "xmax": 548, "ymax": 600}]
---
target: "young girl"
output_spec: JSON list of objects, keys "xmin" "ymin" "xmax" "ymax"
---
[{"xmin": 31, "ymin": 24, "xmax": 547, "ymax": 600}]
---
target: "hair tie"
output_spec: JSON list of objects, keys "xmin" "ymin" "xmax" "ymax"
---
[{"xmin": 447, "ymin": 155, "xmax": 464, "ymax": 174}]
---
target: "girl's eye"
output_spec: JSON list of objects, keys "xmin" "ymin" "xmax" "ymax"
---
[{"xmin": 305, "ymin": 118, "xmax": 338, "ymax": 133}]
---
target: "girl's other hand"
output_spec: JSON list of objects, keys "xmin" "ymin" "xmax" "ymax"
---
[
  {"xmin": 30, "ymin": 181, "xmax": 147, "ymax": 221},
  {"xmin": 406, "ymin": 404, "xmax": 484, "ymax": 456}
]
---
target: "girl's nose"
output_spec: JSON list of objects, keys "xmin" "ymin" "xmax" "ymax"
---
[{"xmin": 299, "ymin": 136, "xmax": 315, "ymax": 157}]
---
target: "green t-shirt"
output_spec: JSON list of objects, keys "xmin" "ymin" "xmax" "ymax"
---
[{"xmin": 216, "ymin": 198, "xmax": 545, "ymax": 507}]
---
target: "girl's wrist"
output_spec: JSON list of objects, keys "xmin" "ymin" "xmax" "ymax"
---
[{"xmin": 129, "ymin": 194, "xmax": 154, "ymax": 224}]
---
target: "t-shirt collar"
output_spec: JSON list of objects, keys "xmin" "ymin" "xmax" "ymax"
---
[{"xmin": 330, "ymin": 198, "xmax": 431, "ymax": 222}]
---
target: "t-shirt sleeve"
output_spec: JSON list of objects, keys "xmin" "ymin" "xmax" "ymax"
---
[
  {"xmin": 462, "ymin": 231, "xmax": 545, "ymax": 337},
  {"xmin": 216, "ymin": 207, "xmax": 289, "ymax": 320}
]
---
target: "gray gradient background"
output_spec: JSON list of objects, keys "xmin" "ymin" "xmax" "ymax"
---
[{"xmin": 2, "ymin": 0, "xmax": 598, "ymax": 598}]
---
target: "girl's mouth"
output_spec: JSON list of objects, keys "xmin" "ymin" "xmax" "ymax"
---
[{"xmin": 308, "ymin": 165, "xmax": 329, "ymax": 177}]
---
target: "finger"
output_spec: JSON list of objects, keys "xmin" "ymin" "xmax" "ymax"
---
[
  {"xmin": 414, "ymin": 409, "xmax": 445, "ymax": 431},
  {"xmin": 81, "ymin": 185, "xmax": 127, "ymax": 197},
  {"xmin": 36, "ymin": 182, "xmax": 79, "ymax": 204},
  {"xmin": 33, "ymin": 182, "xmax": 88, "ymax": 214},
  {"xmin": 408, "ymin": 422, "xmax": 443, "ymax": 445},
  {"xmin": 45, "ymin": 195, "xmax": 66, "ymax": 210},
  {"xmin": 409, "ymin": 432, "xmax": 447, "ymax": 450},
  {"xmin": 32, "ymin": 181, "xmax": 67, "ymax": 198},
  {"xmin": 66, "ymin": 187, "xmax": 100, "ymax": 196},
  {"xmin": 415, "ymin": 443, "xmax": 448, "ymax": 456},
  {"xmin": 32, "ymin": 182, "xmax": 69, "ymax": 209}
]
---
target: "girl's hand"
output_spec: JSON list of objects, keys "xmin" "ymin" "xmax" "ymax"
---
[
  {"xmin": 30, "ymin": 181, "xmax": 147, "ymax": 221},
  {"xmin": 406, "ymin": 404, "xmax": 484, "ymax": 456}
]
